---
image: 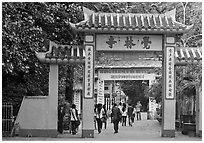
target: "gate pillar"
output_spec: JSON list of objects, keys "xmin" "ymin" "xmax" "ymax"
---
[
  {"xmin": 82, "ymin": 34, "xmax": 95, "ymax": 138},
  {"xmin": 48, "ymin": 64, "xmax": 58, "ymax": 137},
  {"xmin": 162, "ymin": 35, "xmax": 176, "ymax": 137},
  {"xmin": 196, "ymin": 83, "xmax": 202, "ymax": 137}
]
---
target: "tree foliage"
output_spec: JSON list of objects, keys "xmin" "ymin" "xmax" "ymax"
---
[{"xmin": 2, "ymin": 2, "xmax": 83, "ymax": 114}]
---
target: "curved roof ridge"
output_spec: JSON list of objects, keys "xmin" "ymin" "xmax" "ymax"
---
[
  {"xmin": 69, "ymin": 7, "xmax": 194, "ymax": 34},
  {"xmin": 83, "ymin": 7, "xmax": 176, "ymax": 17}
]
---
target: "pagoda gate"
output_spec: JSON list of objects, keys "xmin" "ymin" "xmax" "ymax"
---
[{"xmin": 15, "ymin": 7, "xmax": 201, "ymax": 138}]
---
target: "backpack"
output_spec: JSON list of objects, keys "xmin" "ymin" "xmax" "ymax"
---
[{"xmin": 122, "ymin": 106, "xmax": 126, "ymax": 112}]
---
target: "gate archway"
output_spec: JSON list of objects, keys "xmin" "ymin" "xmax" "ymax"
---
[{"xmin": 15, "ymin": 7, "xmax": 202, "ymax": 138}]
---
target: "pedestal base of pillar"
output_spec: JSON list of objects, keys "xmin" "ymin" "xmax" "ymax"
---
[
  {"xmin": 19, "ymin": 129, "xmax": 58, "ymax": 137},
  {"xmin": 82, "ymin": 129, "xmax": 94, "ymax": 138},
  {"xmin": 162, "ymin": 130, "xmax": 175, "ymax": 137},
  {"xmin": 196, "ymin": 130, "xmax": 202, "ymax": 137}
]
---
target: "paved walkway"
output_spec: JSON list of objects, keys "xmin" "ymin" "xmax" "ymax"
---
[{"xmin": 3, "ymin": 114, "xmax": 202, "ymax": 141}]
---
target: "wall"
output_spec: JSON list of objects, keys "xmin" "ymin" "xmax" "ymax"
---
[{"xmin": 14, "ymin": 96, "xmax": 57, "ymax": 137}]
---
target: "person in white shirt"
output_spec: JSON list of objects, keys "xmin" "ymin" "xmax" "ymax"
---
[
  {"xmin": 122, "ymin": 103, "xmax": 127, "ymax": 126},
  {"xmin": 70, "ymin": 104, "xmax": 79, "ymax": 135},
  {"xmin": 94, "ymin": 103, "xmax": 104, "ymax": 134}
]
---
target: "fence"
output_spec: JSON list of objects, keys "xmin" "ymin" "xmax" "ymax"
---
[{"xmin": 2, "ymin": 102, "xmax": 14, "ymax": 136}]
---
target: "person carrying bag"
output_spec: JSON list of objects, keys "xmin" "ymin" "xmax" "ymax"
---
[
  {"xmin": 70, "ymin": 104, "xmax": 80, "ymax": 135},
  {"xmin": 95, "ymin": 103, "xmax": 104, "ymax": 134},
  {"xmin": 111, "ymin": 103, "xmax": 122, "ymax": 134}
]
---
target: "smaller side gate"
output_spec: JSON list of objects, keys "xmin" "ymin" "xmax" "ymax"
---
[{"xmin": 2, "ymin": 102, "xmax": 14, "ymax": 136}]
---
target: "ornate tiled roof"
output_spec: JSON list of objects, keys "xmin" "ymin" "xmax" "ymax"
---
[
  {"xmin": 175, "ymin": 47, "xmax": 202, "ymax": 63},
  {"xmin": 70, "ymin": 7, "xmax": 193, "ymax": 34},
  {"xmin": 35, "ymin": 41, "xmax": 85, "ymax": 64}
]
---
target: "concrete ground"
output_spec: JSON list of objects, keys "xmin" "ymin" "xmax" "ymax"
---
[{"xmin": 2, "ymin": 113, "xmax": 202, "ymax": 141}]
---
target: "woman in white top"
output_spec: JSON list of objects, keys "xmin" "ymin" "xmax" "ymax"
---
[
  {"xmin": 122, "ymin": 103, "xmax": 127, "ymax": 126},
  {"xmin": 70, "ymin": 104, "xmax": 79, "ymax": 135},
  {"xmin": 94, "ymin": 103, "xmax": 104, "ymax": 134}
]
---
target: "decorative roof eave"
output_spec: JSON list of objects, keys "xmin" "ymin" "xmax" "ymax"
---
[
  {"xmin": 70, "ymin": 25, "xmax": 193, "ymax": 34},
  {"xmin": 175, "ymin": 47, "xmax": 202, "ymax": 66},
  {"xmin": 35, "ymin": 52, "xmax": 85, "ymax": 65},
  {"xmin": 35, "ymin": 41, "xmax": 85, "ymax": 65},
  {"xmin": 69, "ymin": 7, "xmax": 194, "ymax": 34}
]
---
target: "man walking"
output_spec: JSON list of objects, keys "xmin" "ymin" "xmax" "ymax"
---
[
  {"xmin": 127, "ymin": 104, "xmax": 134, "ymax": 126},
  {"xmin": 111, "ymin": 103, "xmax": 122, "ymax": 134}
]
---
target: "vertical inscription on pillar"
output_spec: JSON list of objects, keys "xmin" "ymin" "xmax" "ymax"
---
[
  {"xmin": 97, "ymin": 79, "xmax": 104, "ymax": 104},
  {"xmin": 166, "ymin": 46, "xmax": 175, "ymax": 99},
  {"xmin": 85, "ymin": 45, "xmax": 94, "ymax": 98}
]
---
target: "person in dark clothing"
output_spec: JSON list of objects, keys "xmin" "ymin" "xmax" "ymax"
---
[
  {"xmin": 127, "ymin": 104, "xmax": 134, "ymax": 126},
  {"xmin": 94, "ymin": 104, "xmax": 98, "ymax": 130},
  {"xmin": 102, "ymin": 104, "xmax": 108, "ymax": 129},
  {"xmin": 111, "ymin": 103, "xmax": 121, "ymax": 134},
  {"xmin": 58, "ymin": 106, "xmax": 65, "ymax": 133}
]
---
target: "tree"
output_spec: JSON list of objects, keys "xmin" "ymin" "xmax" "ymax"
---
[
  {"xmin": 120, "ymin": 80, "xmax": 149, "ymax": 111},
  {"xmin": 2, "ymin": 2, "xmax": 84, "ymax": 115}
]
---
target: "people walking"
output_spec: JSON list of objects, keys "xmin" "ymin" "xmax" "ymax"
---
[
  {"xmin": 58, "ymin": 106, "xmax": 65, "ymax": 134},
  {"xmin": 118, "ymin": 102, "xmax": 123, "ymax": 123},
  {"xmin": 136, "ymin": 101, "xmax": 142, "ymax": 120},
  {"xmin": 95, "ymin": 103, "xmax": 104, "ymax": 134},
  {"xmin": 94, "ymin": 104, "xmax": 98, "ymax": 130},
  {"xmin": 127, "ymin": 104, "xmax": 134, "ymax": 126},
  {"xmin": 122, "ymin": 103, "xmax": 127, "ymax": 126},
  {"xmin": 111, "ymin": 103, "xmax": 122, "ymax": 134},
  {"xmin": 70, "ymin": 104, "xmax": 80, "ymax": 135},
  {"xmin": 102, "ymin": 104, "xmax": 108, "ymax": 129}
]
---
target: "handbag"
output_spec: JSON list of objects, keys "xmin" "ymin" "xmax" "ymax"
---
[{"xmin": 76, "ymin": 119, "xmax": 80, "ymax": 127}]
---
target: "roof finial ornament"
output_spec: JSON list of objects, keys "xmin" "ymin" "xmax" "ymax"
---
[
  {"xmin": 83, "ymin": 7, "xmax": 95, "ymax": 21},
  {"xmin": 164, "ymin": 9, "xmax": 176, "ymax": 21}
]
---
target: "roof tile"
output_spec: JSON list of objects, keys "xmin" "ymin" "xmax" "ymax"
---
[{"xmin": 71, "ymin": 8, "xmax": 193, "ymax": 33}]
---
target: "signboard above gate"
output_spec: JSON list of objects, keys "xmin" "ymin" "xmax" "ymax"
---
[{"xmin": 96, "ymin": 35, "xmax": 162, "ymax": 51}]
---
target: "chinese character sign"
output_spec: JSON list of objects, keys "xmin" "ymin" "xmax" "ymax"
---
[
  {"xmin": 84, "ymin": 45, "xmax": 94, "ymax": 98},
  {"xmin": 166, "ymin": 47, "xmax": 175, "ymax": 99},
  {"xmin": 96, "ymin": 35, "xmax": 162, "ymax": 51},
  {"xmin": 74, "ymin": 91, "xmax": 81, "ymax": 114},
  {"xmin": 97, "ymin": 79, "xmax": 104, "ymax": 105}
]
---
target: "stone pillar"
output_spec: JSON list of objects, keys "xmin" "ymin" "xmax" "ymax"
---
[
  {"xmin": 196, "ymin": 83, "xmax": 202, "ymax": 137},
  {"xmin": 82, "ymin": 34, "xmax": 95, "ymax": 138},
  {"xmin": 161, "ymin": 35, "xmax": 176, "ymax": 137},
  {"xmin": 48, "ymin": 64, "xmax": 58, "ymax": 137}
]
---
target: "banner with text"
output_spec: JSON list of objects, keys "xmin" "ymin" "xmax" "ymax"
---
[
  {"xmin": 99, "ymin": 73, "xmax": 156, "ymax": 81},
  {"xmin": 165, "ymin": 47, "xmax": 175, "ymax": 99},
  {"xmin": 97, "ymin": 79, "xmax": 104, "ymax": 104},
  {"xmin": 84, "ymin": 45, "xmax": 94, "ymax": 98}
]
